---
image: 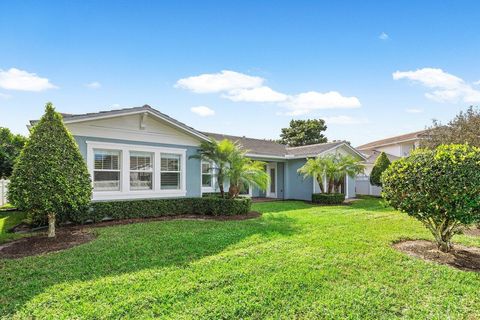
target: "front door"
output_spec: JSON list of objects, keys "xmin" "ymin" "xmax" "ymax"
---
[{"xmin": 266, "ymin": 163, "xmax": 277, "ymax": 198}]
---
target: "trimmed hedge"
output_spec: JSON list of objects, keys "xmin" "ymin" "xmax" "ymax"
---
[
  {"xmin": 312, "ymin": 193, "xmax": 345, "ymax": 205},
  {"xmin": 68, "ymin": 197, "xmax": 252, "ymax": 224}
]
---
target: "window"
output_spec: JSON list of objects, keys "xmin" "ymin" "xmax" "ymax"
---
[
  {"xmin": 130, "ymin": 151, "xmax": 153, "ymax": 190},
  {"xmin": 161, "ymin": 153, "xmax": 181, "ymax": 190},
  {"xmin": 201, "ymin": 161, "xmax": 214, "ymax": 188},
  {"xmin": 94, "ymin": 149, "xmax": 121, "ymax": 191}
]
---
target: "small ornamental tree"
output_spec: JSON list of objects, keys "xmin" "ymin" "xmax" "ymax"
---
[
  {"xmin": 381, "ymin": 144, "xmax": 480, "ymax": 252},
  {"xmin": 369, "ymin": 152, "xmax": 391, "ymax": 187},
  {"xmin": 8, "ymin": 103, "xmax": 92, "ymax": 237}
]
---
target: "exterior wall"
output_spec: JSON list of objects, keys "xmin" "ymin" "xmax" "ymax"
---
[
  {"xmin": 74, "ymin": 135, "xmax": 201, "ymax": 200},
  {"xmin": 284, "ymin": 158, "xmax": 312, "ymax": 201}
]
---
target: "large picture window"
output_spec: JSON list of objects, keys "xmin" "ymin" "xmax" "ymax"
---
[
  {"xmin": 94, "ymin": 149, "xmax": 121, "ymax": 191},
  {"xmin": 130, "ymin": 151, "xmax": 153, "ymax": 190},
  {"xmin": 201, "ymin": 161, "xmax": 214, "ymax": 188},
  {"xmin": 161, "ymin": 153, "xmax": 181, "ymax": 190}
]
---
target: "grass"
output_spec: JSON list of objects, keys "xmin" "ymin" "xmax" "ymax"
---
[
  {"xmin": 0, "ymin": 198, "xmax": 479, "ymax": 319},
  {"xmin": 0, "ymin": 210, "xmax": 26, "ymax": 244}
]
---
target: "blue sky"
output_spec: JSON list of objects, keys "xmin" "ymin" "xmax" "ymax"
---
[{"xmin": 1, "ymin": 1, "xmax": 480, "ymax": 146}]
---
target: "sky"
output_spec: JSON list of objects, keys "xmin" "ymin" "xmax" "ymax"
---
[{"xmin": 1, "ymin": 1, "xmax": 480, "ymax": 146}]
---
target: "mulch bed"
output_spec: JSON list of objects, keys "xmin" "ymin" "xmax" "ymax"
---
[
  {"xmin": 464, "ymin": 227, "xmax": 480, "ymax": 237},
  {"xmin": 1, "ymin": 212, "xmax": 262, "ymax": 259},
  {"xmin": 0, "ymin": 230, "xmax": 96, "ymax": 259},
  {"xmin": 393, "ymin": 240, "xmax": 480, "ymax": 272}
]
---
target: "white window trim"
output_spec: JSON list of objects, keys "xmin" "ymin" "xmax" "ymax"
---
[
  {"xmin": 201, "ymin": 160, "xmax": 217, "ymax": 193},
  {"xmin": 87, "ymin": 141, "xmax": 187, "ymax": 201},
  {"xmin": 129, "ymin": 151, "xmax": 154, "ymax": 191}
]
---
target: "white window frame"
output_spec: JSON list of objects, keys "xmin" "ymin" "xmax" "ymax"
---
[
  {"xmin": 201, "ymin": 160, "xmax": 216, "ymax": 193},
  {"xmin": 87, "ymin": 141, "xmax": 187, "ymax": 201},
  {"xmin": 160, "ymin": 153, "xmax": 182, "ymax": 190},
  {"xmin": 129, "ymin": 151, "xmax": 154, "ymax": 191},
  {"xmin": 93, "ymin": 149, "xmax": 122, "ymax": 192}
]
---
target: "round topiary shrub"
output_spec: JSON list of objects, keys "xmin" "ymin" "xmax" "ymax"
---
[
  {"xmin": 8, "ymin": 103, "xmax": 92, "ymax": 237},
  {"xmin": 381, "ymin": 144, "xmax": 480, "ymax": 252}
]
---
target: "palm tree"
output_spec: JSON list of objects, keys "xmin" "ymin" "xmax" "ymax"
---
[
  {"xmin": 225, "ymin": 149, "xmax": 269, "ymax": 198},
  {"xmin": 298, "ymin": 154, "xmax": 364, "ymax": 194},
  {"xmin": 191, "ymin": 138, "xmax": 239, "ymax": 197}
]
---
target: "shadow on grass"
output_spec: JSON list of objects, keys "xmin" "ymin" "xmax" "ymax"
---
[
  {"xmin": 0, "ymin": 211, "xmax": 26, "ymax": 243},
  {"xmin": 0, "ymin": 213, "xmax": 298, "ymax": 316}
]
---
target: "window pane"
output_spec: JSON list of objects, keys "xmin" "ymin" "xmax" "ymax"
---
[
  {"xmin": 94, "ymin": 150, "xmax": 120, "ymax": 170},
  {"xmin": 130, "ymin": 172, "xmax": 153, "ymax": 190},
  {"xmin": 202, "ymin": 174, "xmax": 212, "ymax": 187},
  {"xmin": 161, "ymin": 172, "xmax": 180, "ymax": 189},
  {"xmin": 270, "ymin": 168, "xmax": 276, "ymax": 193},
  {"xmin": 161, "ymin": 154, "xmax": 180, "ymax": 171},
  {"xmin": 201, "ymin": 162, "xmax": 211, "ymax": 174},
  {"xmin": 94, "ymin": 171, "xmax": 120, "ymax": 191},
  {"xmin": 130, "ymin": 152, "xmax": 153, "ymax": 171}
]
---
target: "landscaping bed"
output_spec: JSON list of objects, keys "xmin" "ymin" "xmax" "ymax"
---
[{"xmin": 393, "ymin": 239, "xmax": 480, "ymax": 272}]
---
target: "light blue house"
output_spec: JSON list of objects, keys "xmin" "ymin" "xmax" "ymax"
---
[{"xmin": 37, "ymin": 105, "xmax": 364, "ymax": 201}]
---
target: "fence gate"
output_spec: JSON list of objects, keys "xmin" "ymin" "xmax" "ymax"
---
[
  {"xmin": 0, "ymin": 179, "xmax": 9, "ymax": 206},
  {"xmin": 355, "ymin": 175, "xmax": 382, "ymax": 196}
]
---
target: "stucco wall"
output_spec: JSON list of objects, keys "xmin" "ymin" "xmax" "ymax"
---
[{"xmin": 284, "ymin": 158, "xmax": 312, "ymax": 201}]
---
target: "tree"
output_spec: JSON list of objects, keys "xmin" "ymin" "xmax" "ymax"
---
[
  {"xmin": 298, "ymin": 154, "xmax": 364, "ymax": 194},
  {"xmin": 381, "ymin": 144, "xmax": 480, "ymax": 253},
  {"xmin": 369, "ymin": 152, "xmax": 391, "ymax": 187},
  {"xmin": 421, "ymin": 106, "xmax": 480, "ymax": 149},
  {"xmin": 8, "ymin": 103, "xmax": 92, "ymax": 237},
  {"xmin": 0, "ymin": 128, "xmax": 26, "ymax": 178},
  {"xmin": 191, "ymin": 138, "xmax": 239, "ymax": 198},
  {"xmin": 225, "ymin": 149, "xmax": 269, "ymax": 198},
  {"xmin": 279, "ymin": 119, "xmax": 328, "ymax": 147}
]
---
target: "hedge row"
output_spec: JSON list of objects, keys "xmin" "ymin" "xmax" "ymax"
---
[
  {"xmin": 68, "ymin": 197, "xmax": 252, "ymax": 224},
  {"xmin": 311, "ymin": 193, "xmax": 345, "ymax": 205}
]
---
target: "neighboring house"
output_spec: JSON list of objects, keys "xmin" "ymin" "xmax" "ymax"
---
[
  {"xmin": 357, "ymin": 130, "xmax": 426, "ymax": 158},
  {"xmin": 360, "ymin": 150, "xmax": 400, "ymax": 176},
  {"xmin": 30, "ymin": 105, "xmax": 365, "ymax": 201}
]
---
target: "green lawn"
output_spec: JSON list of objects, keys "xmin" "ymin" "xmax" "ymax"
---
[
  {"xmin": 0, "ymin": 210, "xmax": 26, "ymax": 244},
  {"xmin": 1, "ymin": 198, "xmax": 480, "ymax": 319}
]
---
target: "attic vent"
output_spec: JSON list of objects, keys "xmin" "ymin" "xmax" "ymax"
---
[{"xmin": 140, "ymin": 112, "xmax": 148, "ymax": 130}]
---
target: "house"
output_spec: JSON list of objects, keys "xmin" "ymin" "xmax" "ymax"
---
[
  {"xmin": 357, "ymin": 130, "xmax": 426, "ymax": 158},
  {"xmin": 31, "ymin": 105, "xmax": 365, "ymax": 202},
  {"xmin": 360, "ymin": 150, "xmax": 400, "ymax": 176}
]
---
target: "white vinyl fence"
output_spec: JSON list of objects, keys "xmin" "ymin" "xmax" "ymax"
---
[
  {"xmin": 355, "ymin": 175, "xmax": 382, "ymax": 197},
  {"xmin": 0, "ymin": 179, "xmax": 9, "ymax": 206}
]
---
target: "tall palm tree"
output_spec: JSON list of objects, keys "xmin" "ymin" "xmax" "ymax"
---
[
  {"xmin": 225, "ymin": 149, "xmax": 269, "ymax": 198},
  {"xmin": 298, "ymin": 154, "xmax": 364, "ymax": 194},
  {"xmin": 191, "ymin": 138, "xmax": 239, "ymax": 197}
]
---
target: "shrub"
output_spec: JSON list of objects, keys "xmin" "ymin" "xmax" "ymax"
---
[
  {"xmin": 382, "ymin": 144, "xmax": 480, "ymax": 252},
  {"xmin": 69, "ymin": 197, "xmax": 252, "ymax": 223},
  {"xmin": 8, "ymin": 103, "xmax": 92, "ymax": 236},
  {"xmin": 369, "ymin": 152, "xmax": 391, "ymax": 187},
  {"xmin": 312, "ymin": 193, "xmax": 345, "ymax": 205}
]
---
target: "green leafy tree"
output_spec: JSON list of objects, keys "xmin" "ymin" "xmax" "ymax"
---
[
  {"xmin": 191, "ymin": 138, "xmax": 239, "ymax": 198},
  {"xmin": 279, "ymin": 119, "xmax": 328, "ymax": 147},
  {"xmin": 298, "ymin": 154, "xmax": 364, "ymax": 194},
  {"xmin": 225, "ymin": 149, "xmax": 269, "ymax": 198},
  {"xmin": 369, "ymin": 152, "xmax": 391, "ymax": 187},
  {"xmin": 421, "ymin": 106, "xmax": 480, "ymax": 149},
  {"xmin": 0, "ymin": 128, "xmax": 26, "ymax": 178},
  {"xmin": 8, "ymin": 103, "xmax": 92, "ymax": 237},
  {"xmin": 382, "ymin": 144, "xmax": 480, "ymax": 252}
]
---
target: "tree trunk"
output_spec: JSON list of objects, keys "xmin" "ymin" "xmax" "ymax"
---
[
  {"xmin": 316, "ymin": 176, "xmax": 324, "ymax": 193},
  {"xmin": 217, "ymin": 169, "xmax": 225, "ymax": 198},
  {"xmin": 429, "ymin": 222, "xmax": 455, "ymax": 253},
  {"xmin": 47, "ymin": 212, "xmax": 56, "ymax": 238},
  {"xmin": 228, "ymin": 185, "xmax": 239, "ymax": 198}
]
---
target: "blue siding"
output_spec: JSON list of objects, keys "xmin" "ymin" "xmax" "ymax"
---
[
  {"xmin": 74, "ymin": 136, "xmax": 202, "ymax": 197},
  {"xmin": 284, "ymin": 158, "xmax": 312, "ymax": 201}
]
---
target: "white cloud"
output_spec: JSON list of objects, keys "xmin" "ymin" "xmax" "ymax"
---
[
  {"xmin": 176, "ymin": 70, "xmax": 264, "ymax": 93},
  {"xmin": 405, "ymin": 108, "xmax": 424, "ymax": 113},
  {"xmin": 190, "ymin": 105, "xmax": 215, "ymax": 117},
  {"xmin": 283, "ymin": 91, "xmax": 361, "ymax": 115},
  {"xmin": 379, "ymin": 32, "xmax": 390, "ymax": 40},
  {"xmin": 393, "ymin": 67, "xmax": 480, "ymax": 103},
  {"xmin": 474, "ymin": 80, "xmax": 480, "ymax": 85},
  {"xmin": 323, "ymin": 115, "xmax": 369, "ymax": 125},
  {"xmin": 85, "ymin": 81, "xmax": 101, "ymax": 89},
  {"xmin": 0, "ymin": 92, "xmax": 11, "ymax": 99},
  {"xmin": 224, "ymin": 86, "xmax": 288, "ymax": 102},
  {"xmin": 0, "ymin": 68, "xmax": 57, "ymax": 91}
]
